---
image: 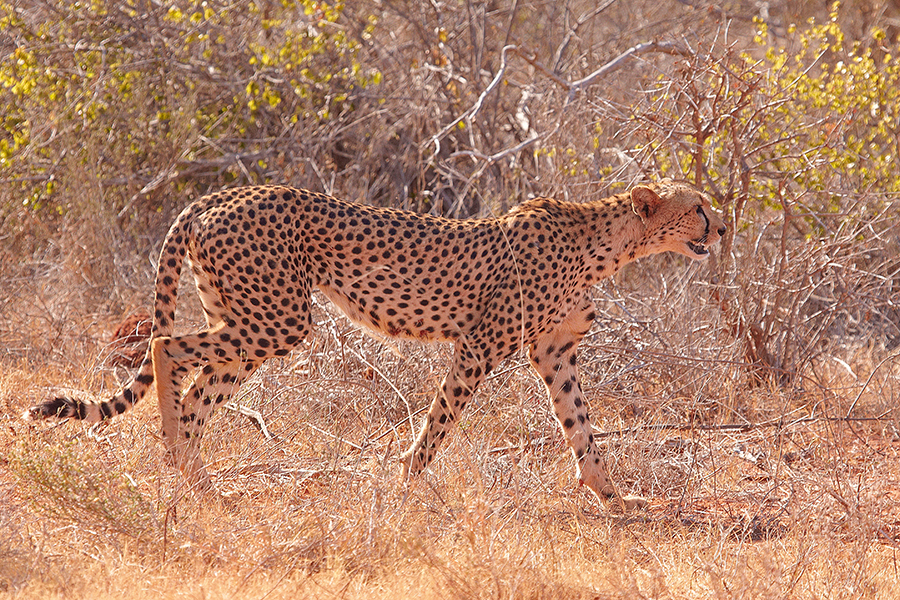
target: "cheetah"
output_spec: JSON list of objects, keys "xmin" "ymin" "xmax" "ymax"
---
[{"xmin": 27, "ymin": 180, "xmax": 725, "ymax": 508}]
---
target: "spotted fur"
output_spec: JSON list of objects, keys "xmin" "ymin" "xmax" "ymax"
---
[{"xmin": 27, "ymin": 180, "xmax": 725, "ymax": 506}]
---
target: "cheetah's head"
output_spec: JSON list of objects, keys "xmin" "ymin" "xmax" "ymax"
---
[{"xmin": 631, "ymin": 181, "xmax": 726, "ymax": 261}]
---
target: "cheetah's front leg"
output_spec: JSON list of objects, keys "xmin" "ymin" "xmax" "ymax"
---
[{"xmin": 528, "ymin": 298, "xmax": 646, "ymax": 510}]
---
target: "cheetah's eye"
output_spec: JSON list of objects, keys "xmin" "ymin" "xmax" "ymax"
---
[{"xmin": 695, "ymin": 205, "xmax": 704, "ymax": 217}]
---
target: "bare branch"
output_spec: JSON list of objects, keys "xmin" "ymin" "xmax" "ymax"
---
[
  {"xmin": 427, "ymin": 44, "xmax": 520, "ymax": 159},
  {"xmin": 566, "ymin": 40, "xmax": 690, "ymax": 103},
  {"xmin": 428, "ymin": 40, "xmax": 693, "ymax": 164},
  {"xmin": 592, "ymin": 413, "xmax": 896, "ymax": 439},
  {"xmin": 551, "ymin": 0, "xmax": 618, "ymax": 73}
]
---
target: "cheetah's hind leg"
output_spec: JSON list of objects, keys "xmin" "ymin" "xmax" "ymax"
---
[
  {"xmin": 151, "ymin": 328, "xmax": 261, "ymax": 493},
  {"xmin": 176, "ymin": 358, "xmax": 263, "ymax": 493}
]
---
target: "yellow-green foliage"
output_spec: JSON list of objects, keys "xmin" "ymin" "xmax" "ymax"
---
[
  {"xmin": 753, "ymin": 5, "xmax": 900, "ymax": 198},
  {"xmin": 632, "ymin": 3, "xmax": 898, "ymax": 220},
  {"xmin": 0, "ymin": 0, "xmax": 380, "ymax": 210}
]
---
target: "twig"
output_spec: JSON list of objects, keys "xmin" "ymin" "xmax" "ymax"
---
[
  {"xmin": 551, "ymin": 0, "xmax": 618, "ymax": 73},
  {"xmin": 306, "ymin": 422, "xmax": 366, "ymax": 452},
  {"xmin": 136, "ymin": 151, "xmax": 272, "ymax": 196},
  {"xmin": 223, "ymin": 402, "xmax": 275, "ymax": 440},
  {"xmin": 592, "ymin": 413, "xmax": 895, "ymax": 439},
  {"xmin": 672, "ymin": 0, "xmax": 757, "ymax": 24},
  {"xmin": 342, "ymin": 344, "xmax": 416, "ymax": 434},
  {"xmin": 488, "ymin": 436, "xmax": 550, "ymax": 455},
  {"xmin": 837, "ymin": 351, "xmax": 900, "ymax": 457},
  {"xmin": 427, "ymin": 44, "xmax": 519, "ymax": 158},
  {"xmin": 449, "ymin": 132, "xmax": 543, "ymax": 164},
  {"xmin": 845, "ymin": 351, "xmax": 900, "ymax": 418},
  {"xmin": 367, "ymin": 406, "xmax": 428, "ymax": 443}
]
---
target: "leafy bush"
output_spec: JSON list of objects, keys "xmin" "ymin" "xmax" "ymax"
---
[
  {"xmin": 624, "ymin": 3, "xmax": 898, "ymax": 226},
  {"xmin": 0, "ymin": 0, "xmax": 380, "ymax": 216}
]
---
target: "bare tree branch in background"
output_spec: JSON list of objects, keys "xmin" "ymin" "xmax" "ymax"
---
[{"xmin": 427, "ymin": 40, "xmax": 691, "ymax": 167}]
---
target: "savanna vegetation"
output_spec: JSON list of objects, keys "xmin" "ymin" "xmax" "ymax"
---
[{"xmin": 1, "ymin": 0, "xmax": 899, "ymax": 597}]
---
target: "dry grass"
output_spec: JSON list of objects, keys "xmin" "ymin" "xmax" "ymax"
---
[{"xmin": 2, "ymin": 269, "xmax": 899, "ymax": 599}]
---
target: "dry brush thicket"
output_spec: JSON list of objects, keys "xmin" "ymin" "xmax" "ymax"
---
[{"xmin": 1, "ymin": 0, "xmax": 899, "ymax": 598}]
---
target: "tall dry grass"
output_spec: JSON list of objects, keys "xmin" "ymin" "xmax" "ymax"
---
[{"xmin": 2, "ymin": 312, "xmax": 899, "ymax": 598}]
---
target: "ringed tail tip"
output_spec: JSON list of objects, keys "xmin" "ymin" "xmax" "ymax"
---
[{"xmin": 24, "ymin": 396, "xmax": 78, "ymax": 421}]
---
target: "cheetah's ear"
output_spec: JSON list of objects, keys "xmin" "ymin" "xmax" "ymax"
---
[{"xmin": 631, "ymin": 186, "xmax": 662, "ymax": 222}]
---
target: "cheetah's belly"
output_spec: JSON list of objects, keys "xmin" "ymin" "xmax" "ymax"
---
[{"xmin": 317, "ymin": 282, "xmax": 476, "ymax": 342}]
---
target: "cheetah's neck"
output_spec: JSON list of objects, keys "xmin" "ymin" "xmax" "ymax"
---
[{"xmin": 574, "ymin": 194, "xmax": 645, "ymax": 284}]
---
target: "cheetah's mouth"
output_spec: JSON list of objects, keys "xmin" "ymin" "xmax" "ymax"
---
[
  {"xmin": 686, "ymin": 240, "xmax": 709, "ymax": 256},
  {"xmin": 686, "ymin": 206, "xmax": 712, "ymax": 259}
]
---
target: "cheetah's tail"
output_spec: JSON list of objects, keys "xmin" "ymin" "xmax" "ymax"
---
[{"xmin": 24, "ymin": 199, "xmax": 199, "ymax": 423}]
